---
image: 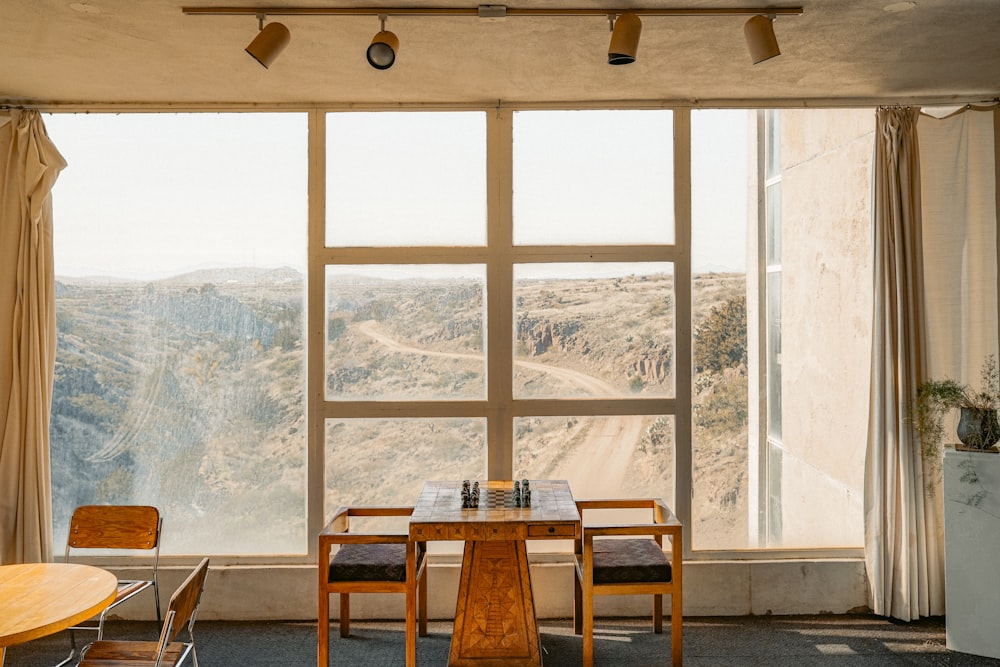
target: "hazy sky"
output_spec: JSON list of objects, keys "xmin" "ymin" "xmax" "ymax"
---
[{"xmin": 44, "ymin": 109, "xmax": 749, "ymax": 280}]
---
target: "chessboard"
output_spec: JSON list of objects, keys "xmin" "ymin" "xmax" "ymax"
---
[
  {"xmin": 476, "ymin": 488, "xmax": 519, "ymax": 509},
  {"xmin": 409, "ymin": 480, "xmax": 581, "ymax": 543},
  {"xmin": 460, "ymin": 479, "xmax": 531, "ymax": 508}
]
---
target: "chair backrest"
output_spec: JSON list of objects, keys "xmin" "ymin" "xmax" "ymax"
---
[
  {"xmin": 166, "ymin": 557, "xmax": 210, "ymax": 643},
  {"xmin": 66, "ymin": 505, "xmax": 161, "ymax": 552}
]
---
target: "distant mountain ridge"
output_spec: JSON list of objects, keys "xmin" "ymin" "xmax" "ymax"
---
[{"xmin": 57, "ymin": 265, "xmax": 304, "ymax": 286}]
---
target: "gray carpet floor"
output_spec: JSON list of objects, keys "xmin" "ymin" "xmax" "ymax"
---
[{"xmin": 5, "ymin": 615, "xmax": 1000, "ymax": 666}]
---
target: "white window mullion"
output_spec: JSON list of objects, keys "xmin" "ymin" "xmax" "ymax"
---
[
  {"xmin": 307, "ymin": 108, "xmax": 327, "ymax": 557},
  {"xmin": 673, "ymin": 108, "xmax": 693, "ymax": 550},
  {"xmin": 487, "ymin": 107, "xmax": 515, "ymax": 479}
]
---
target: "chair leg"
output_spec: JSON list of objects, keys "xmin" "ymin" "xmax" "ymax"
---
[
  {"xmin": 671, "ymin": 592, "xmax": 683, "ymax": 667},
  {"xmin": 405, "ymin": 586, "xmax": 417, "ymax": 667},
  {"xmin": 653, "ymin": 593, "xmax": 663, "ymax": 634},
  {"xmin": 339, "ymin": 594, "xmax": 351, "ymax": 638},
  {"xmin": 318, "ymin": 590, "xmax": 329, "ymax": 667},
  {"xmin": 581, "ymin": 583, "xmax": 595, "ymax": 667}
]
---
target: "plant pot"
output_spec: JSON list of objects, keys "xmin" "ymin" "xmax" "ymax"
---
[{"xmin": 957, "ymin": 407, "xmax": 1000, "ymax": 450}]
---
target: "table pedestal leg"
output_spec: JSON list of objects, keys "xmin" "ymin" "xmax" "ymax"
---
[{"xmin": 449, "ymin": 539, "xmax": 541, "ymax": 666}]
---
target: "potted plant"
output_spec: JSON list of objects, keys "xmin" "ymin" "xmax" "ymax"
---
[{"xmin": 916, "ymin": 354, "xmax": 1000, "ymax": 458}]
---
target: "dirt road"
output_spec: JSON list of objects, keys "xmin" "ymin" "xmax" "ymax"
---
[{"xmin": 357, "ymin": 320, "xmax": 639, "ymax": 494}]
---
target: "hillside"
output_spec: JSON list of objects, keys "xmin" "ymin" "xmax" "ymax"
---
[{"xmin": 51, "ymin": 268, "xmax": 748, "ymax": 552}]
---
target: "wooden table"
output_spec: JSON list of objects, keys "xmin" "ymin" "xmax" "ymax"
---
[
  {"xmin": 410, "ymin": 480, "xmax": 580, "ymax": 666},
  {"xmin": 0, "ymin": 563, "xmax": 117, "ymax": 666}
]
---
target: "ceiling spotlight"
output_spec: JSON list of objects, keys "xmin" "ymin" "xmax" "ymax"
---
[
  {"xmin": 744, "ymin": 14, "xmax": 780, "ymax": 64},
  {"xmin": 367, "ymin": 14, "xmax": 399, "ymax": 70},
  {"xmin": 246, "ymin": 14, "xmax": 290, "ymax": 69},
  {"xmin": 608, "ymin": 12, "xmax": 641, "ymax": 65}
]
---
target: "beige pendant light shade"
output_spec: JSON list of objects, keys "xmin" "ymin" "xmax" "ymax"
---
[
  {"xmin": 608, "ymin": 12, "xmax": 641, "ymax": 65},
  {"xmin": 744, "ymin": 14, "xmax": 780, "ymax": 64},
  {"xmin": 246, "ymin": 21, "xmax": 291, "ymax": 69}
]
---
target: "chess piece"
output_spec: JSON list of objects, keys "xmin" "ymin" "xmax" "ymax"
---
[
  {"xmin": 461, "ymin": 480, "xmax": 471, "ymax": 507},
  {"xmin": 523, "ymin": 489, "xmax": 531, "ymax": 507}
]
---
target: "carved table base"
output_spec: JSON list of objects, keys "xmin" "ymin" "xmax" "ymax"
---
[{"xmin": 449, "ymin": 540, "xmax": 541, "ymax": 666}]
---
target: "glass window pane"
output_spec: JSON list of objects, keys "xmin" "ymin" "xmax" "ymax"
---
[
  {"xmin": 512, "ymin": 110, "xmax": 674, "ymax": 245},
  {"xmin": 762, "ymin": 109, "xmax": 873, "ymax": 549},
  {"xmin": 766, "ymin": 183, "xmax": 782, "ymax": 265},
  {"xmin": 325, "ymin": 418, "xmax": 487, "ymax": 519},
  {"xmin": 326, "ymin": 112, "xmax": 487, "ymax": 247},
  {"xmin": 515, "ymin": 414, "xmax": 674, "ymax": 503},
  {"xmin": 765, "ymin": 110, "xmax": 781, "ymax": 179},
  {"xmin": 326, "ymin": 265, "xmax": 486, "ymax": 401},
  {"xmin": 514, "ymin": 263, "xmax": 674, "ymax": 399},
  {"xmin": 47, "ymin": 112, "xmax": 307, "ymax": 555},
  {"xmin": 767, "ymin": 271, "xmax": 783, "ymax": 441},
  {"xmin": 691, "ymin": 109, "xmax": 751, "ymax": 551}
]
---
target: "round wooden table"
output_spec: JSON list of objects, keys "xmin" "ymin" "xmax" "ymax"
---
[{"xmin": 0, "ymin": 563, "xmax": 117, "ymax": 665}]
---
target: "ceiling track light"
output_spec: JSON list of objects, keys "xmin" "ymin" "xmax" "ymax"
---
[
  {"xmin": 367, "ymin": 14, "xmax": 399, "ymax": 70},
  {"xmin": 245, "ymin": 13, "xmax": 290, "ymax": 68},
  {"xmin": 744, "ymin": 14, "xmax": 780, "ymax": 64},
  {"xmin": 185, "ymin": 5, "xmax": 802, "ymax": 70},
  {"xmin": 608, "ymin": 13, "xmax": 641, "ymax": 65}
]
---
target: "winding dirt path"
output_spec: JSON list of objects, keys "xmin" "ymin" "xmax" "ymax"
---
[{"xmin": 356, "ymin": 320, "xmax": 638, "ymax": 494}]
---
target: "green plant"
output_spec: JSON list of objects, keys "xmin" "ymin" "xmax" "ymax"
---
[{"xmin": 916, "ymin": 354, "xmax": 1000, "ymax": 459}]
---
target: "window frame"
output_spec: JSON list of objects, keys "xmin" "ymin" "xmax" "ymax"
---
[{"xmin": 47, "ymin": 105, "xmax": 865, "ymax": 565}]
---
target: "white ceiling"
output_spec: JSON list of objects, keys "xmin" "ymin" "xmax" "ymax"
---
[{"xmin": 2, "ymin": 0, "xmax": 999, "ymax": 107}]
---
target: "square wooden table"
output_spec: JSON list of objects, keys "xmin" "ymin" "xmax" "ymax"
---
[{"xmin": 409, "ymin": 480, "xmax": 580, "ymax": 666}]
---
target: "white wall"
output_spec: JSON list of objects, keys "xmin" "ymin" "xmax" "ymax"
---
[
  {"xmin": 102, "ymin": 558, "xmax": 869, "ymax": 622},
  {"xmin": 777, "ymin": 109, "xmax": 874, "ymax": 548}
]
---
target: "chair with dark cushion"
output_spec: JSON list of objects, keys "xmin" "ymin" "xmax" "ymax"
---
[
  {"xmin": 574, "ymin": 498, "xmax": 683, "ymax": 666},
  {"xmin": 318, "ymin": 506, "xmax": 427, "ymax": 667}
]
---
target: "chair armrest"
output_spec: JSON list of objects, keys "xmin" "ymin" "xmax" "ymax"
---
[
  {"xmin": 319, "ymin": 506, "xmax": 415, "ymax": 552},
  {"xmin": 575, "ymin": 498, "xmax": 682, "ymax": 549}
]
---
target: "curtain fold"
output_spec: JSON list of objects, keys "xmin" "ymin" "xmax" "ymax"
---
[
  {"xmin": 865, "ymin": 106, "xmax": 944, "ymax": 620},
  {"xmin": 0, "ymin": 110, "xmax": 66, "ymax": 564}
]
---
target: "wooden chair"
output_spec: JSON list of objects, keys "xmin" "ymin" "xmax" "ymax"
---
[
  {"xmin": 78, "ymin": 557, "xmax": 210, "ymax": 667},
  {"xmin": 318, "ymin": 506, "xmax": 428, "ymax": 667},
  {"xmin": 61, "ymin": 505, "xmax": 163, "ymax": 664},
  {"xmin": 574, "ymin": 498, "xmax": 683, "ymax": 667}
]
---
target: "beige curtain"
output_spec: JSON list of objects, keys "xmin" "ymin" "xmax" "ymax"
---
[
  {"xmin": 865, "ymin": 106, "xmax": 945, "ymax": 620},
  {"xmin": 0, "ymin": 110, "xmax": 66, "ymax": 564},
  {"xmin": 919, "ymin": 107, "xmax": 999, "ymax": 383}
]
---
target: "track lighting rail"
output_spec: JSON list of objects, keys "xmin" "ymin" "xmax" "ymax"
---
[
  {"xmin": 182, "ymin": 5, "xmax": 803, "ymax": 19},
  {"xmin": 192, "ymin": 4, "xmax": 800, "ymax": 70}
]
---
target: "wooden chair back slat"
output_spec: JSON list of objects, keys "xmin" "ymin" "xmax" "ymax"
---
[
  {"xmin": 167, "ymin": 558, "xmax": 209, "ymax": 643},
  {"xmin": 69, "ymin": 505, "xmax": 161, "ymax": 550}
]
